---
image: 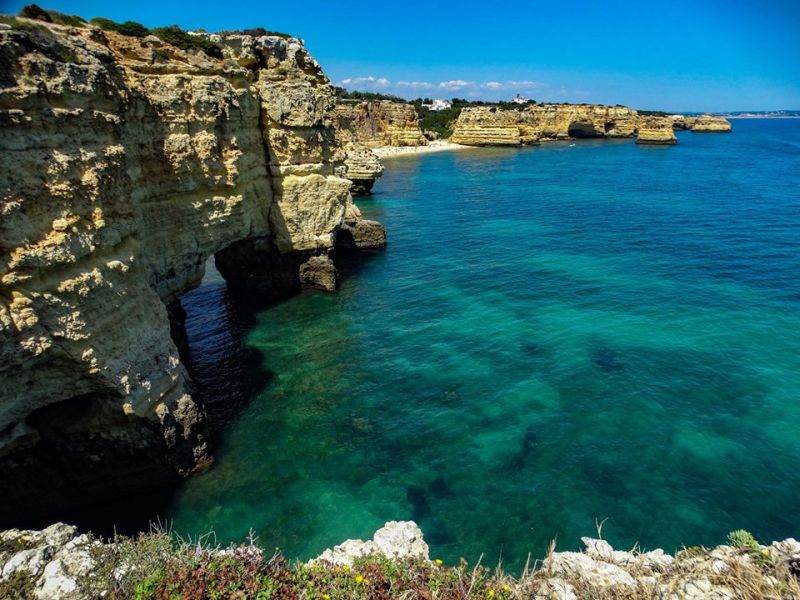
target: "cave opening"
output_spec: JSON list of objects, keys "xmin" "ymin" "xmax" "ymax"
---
[{"xmin": 567, "ymin": 121, "xmax": 600, "ymax": 138}]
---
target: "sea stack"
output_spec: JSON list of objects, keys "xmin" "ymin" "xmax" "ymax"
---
[
  {"xmin": 692, "ymin": 114, "xmax": 733, "ymax": 132},
  {"xmin": 636, "ymin": 116, "xmax": 679, "ymax": 145}
]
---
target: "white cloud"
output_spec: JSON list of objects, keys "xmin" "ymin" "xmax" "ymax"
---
[
  {"xmin": 507, "ymin": 80, "xmax": 545, "ymax": 89},
  {"xmin": 339, "ymin": 76, "xmax": 391, "ymax": 88},
  {"xmin": 481, "ymin": 81, "xmax": 503, "ymax": 89},
  {"xmin": 396, "ymin": 81, "xmax": 436, "ymax": 89},
  {"xmin": 438, "ymin": 79, "xmax": 472, "ymax": 90}
]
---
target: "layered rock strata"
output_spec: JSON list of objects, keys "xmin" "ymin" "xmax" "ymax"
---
[
  {"xmin": 0, "ymin": 19, "xmax": 384, "ymax": 523},
  {"xmin": 691, "ymin": 114, "xmax": 732, "ymax": 132},
  {"xmin": 450, "ymin": 104, "xmax": 640, "ymax": 146},
  {"xmin": 636, "ymin": 116, "xmax": 679, "ymax": 145},
  {"xmin": 335, "ymin": 100, "xmax": 428, "ymax": 148}
]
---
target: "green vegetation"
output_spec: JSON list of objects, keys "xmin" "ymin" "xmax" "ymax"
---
[
  {"xmin": 90, "ymin": 18, "xmax": 148, "ymax": 38},
  {"xmin": 334, "ymin": 88, "xmax": 406, "ymax": 103},
  {"xmin": 53, "ymin": 528, "xmax": 798, "ymax": 600},
  {"xmin": 727, "ymin": 529, "xmax": 760, "ymax": 551},
  {"xmin": 638, "ymin": 109, "xmax": 671, "ymax": 117},
  {"xmin": 150, "ymin": 25, "xmax": 223, "ymax": 58},
  {"xmin": 0, "ymin": 570, "xmax": 36, "ymax": 600},
  {"xmin": 220, "ymin": 27, "xmax": 293, "ymax": 39},
  {"xmin": 17, "ymin": 4, "xmax": 86, "ymax": 27},
  {"xmin": 0, "ymin": 14, "xmax": 48, "ymax": 31}
]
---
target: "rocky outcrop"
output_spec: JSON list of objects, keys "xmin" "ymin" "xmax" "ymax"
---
[
  {"xmin": 314, "ymin": 521, "xmax": 429, "ymax": 566},
  {"xmin": 450, "ymin": 104, "xmax": 640, "ymax": 146},
  {"xmin": 341, "ymin": 145, "xmax": 384, "ymax": 195},
  {"xmin": 4, "ymin": 521, "xmax": 799, "ymax": 599},
  {"xmin": 670, "ymin": 115, "xmax": 697, "ymax": 130},
  {"xmin": 691, "ymin": 115, "xmax": 732, "ymax": 132},
  {"xmin": 0, "ymin": 18, "xmax": 384, "ymax": 524},
  {"xmin": 636, "ymin": 116, "xmax": 678, "ymax": 145},
  {"xmin": 335, "ymin": 100, "xmax": 428, "ymax": 148}
]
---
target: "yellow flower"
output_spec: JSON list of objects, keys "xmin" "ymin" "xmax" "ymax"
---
[
  {"xmin": 502, "ymin": 585, "xmax": 510, "ymax": 592},
  {"xmin": 342, "ymin": 565, "xmax": 350, "ymax": 572},
  {"xmin": 355, "ymin": 575, "xmax": 364, "ymax": 584},
  {"xmin": 487, "ymin": 589, "xmax": 496, "ymax": 598},
  {"xmin": 322, "ymin": 595, "xmax": 330, "ymax": 600},
  {"xmin": 434, "ymin": 559, "xmax": 443, "ymax": 566}
]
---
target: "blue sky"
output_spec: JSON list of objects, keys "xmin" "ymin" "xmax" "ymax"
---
[{"xmin": 3, "ymin": 0, "xmax": 799, "ymax": 111}]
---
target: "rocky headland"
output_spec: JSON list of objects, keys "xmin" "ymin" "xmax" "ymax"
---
[
  {"xmin": 2, "ymin": 521, "xmax": 799, "ymax": 599},
  {"xmin": 449, "ymin": 105, "xmax": 731, "ymax": 146},
  {"xmin": 335, "ymin": 99, "xmax": 429, "ymax": 148},
  {"xmin": 0, "ymin": 15, "xmax": 385, "ymax": 525}
]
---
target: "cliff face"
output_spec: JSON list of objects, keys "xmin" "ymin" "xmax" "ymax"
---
[
  {"xmin": 450, "ymin": 104, "xmax": 640, "ymax": 146},
  {"xmin": 0, "ymin": 20, "xmax": 384, "ymax": 522},
  {"xmin": 335, "ymin": 100, "xmax": 428, "ymax": 148},
  {"xmin": 636, "ymin": 116, "xmax": 678, "ymax": 145},
  {"xmin": 691, "ymin": 114, "xmax": 732, "ymax": 132}
]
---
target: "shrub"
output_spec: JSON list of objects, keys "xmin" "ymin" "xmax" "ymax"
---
[
  {"xmin": 90, "ymin": 17, "xmax": 149, "ymax": 38},
  {"xmin": 17, "ymin": 4, "xmax": 51, "ymax": 22},
  {"xmin": 0, "ymin": 15, "xmax": 47, "ymax": 31},
  {"xmin": 727, "ymin": 529, "xmax": 759, "ymax": 550},
  {"xmin": 150, "ymin": 25, "xmax": 223, "ymax": 58}
]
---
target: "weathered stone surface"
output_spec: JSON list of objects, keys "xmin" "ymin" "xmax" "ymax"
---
[
  {"xmin": 335, "ymin": 100, "xmax": 428, "ymax": 148},
  {"xmin": 692, "ymin": 115, "xmax": 732, "ymax": 132},
  {"xmin": 337, "ymin": 205, "xmax": 387, "ymax": 250},
  {"xmin": 299, "ymin": 254, "xmax": 338, "ymax": 292},
  {"xmin": 0, "ymin": 18, "xmax": 383, "ymax": 522},
  {"xmin": 315, "ymin": 521, "xmax": 429, "ymax": 566},
  {"xmin": 547, "ymin": 552, "xmax": 637, "ymax": 587},
  {"xmin": 636, "ymin": 116, "xmax": 678, "ymax": 145},
  {"xmin": 450, "ymin": 104, "xmax": 640, "ymax": 145},
  {"xmin": 2, "ymin": 522, "xmax": 797, "ymax": 598}
]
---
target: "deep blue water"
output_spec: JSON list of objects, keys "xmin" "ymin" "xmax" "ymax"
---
[{"xmin": 171, "ymin": 120, "xmax": 800, "ymax": 569}]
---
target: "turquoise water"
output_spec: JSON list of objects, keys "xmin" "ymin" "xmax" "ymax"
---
[{"xmin": 171, "ymin": 120, "xmax": 800, "ymax": 569}]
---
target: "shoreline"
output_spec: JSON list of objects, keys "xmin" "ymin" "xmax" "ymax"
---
[{"xmin": 372, "ymin": 140, "xmax": 468, "ymax": 158}]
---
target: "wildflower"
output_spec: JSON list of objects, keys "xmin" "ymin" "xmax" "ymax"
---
[
  {"xmin": 323, "ymin": 595, "xmax": 330, "ymax": 600},
  {"xmin": 342, "ymin": 565, "xmax": 350, "ymax": 572},
  {"xmin": 487, "ymin": 589, "xmax": 495, "ymax": 598},
  {"xmin": 502, "ymin": 585, "xmax": 510, "ymax": 592},
  {"xmin": 434, "ymin": 559, "xmax": 443, "ymax": 566},
  {"xmin": 355, "ymin": 575, "xmax": 364, "ymax": 584}
]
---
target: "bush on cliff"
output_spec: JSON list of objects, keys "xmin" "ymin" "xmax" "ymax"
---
[
  {"xmin": 90, "ymin": 17, "xmax": 149, "ymax": 38},
  {"xmin": 150, "ymin": 25, "xmax": 223, "ymax": 58},
  {"xmin": 18, "ymin": 4, "xmax": 86, "ymax": 27}
]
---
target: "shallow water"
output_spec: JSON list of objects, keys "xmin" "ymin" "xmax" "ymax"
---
[{"xmin": 171, "ymin": 120, "xmax": 800, "ymax": 569}]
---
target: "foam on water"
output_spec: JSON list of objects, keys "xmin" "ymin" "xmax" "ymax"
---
[{"xmin": 170, "ymin": 120, "xmax": 800, "ymax": 569}]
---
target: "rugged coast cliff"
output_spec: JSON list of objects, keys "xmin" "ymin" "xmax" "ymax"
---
[
  {"xmin": 450, "ymin": 104, "xmax": 640, "ymax": 145},
  {"xmin": 450, "ymin": 105, "xmax": 730, "ymax": 146},
  {"xmin": 335, "ymin": 100, "xmax": 428, "ymax": 148},
  {"xmin": 0, "ymin": 17, "xmax": 385, "ymax": 523}
]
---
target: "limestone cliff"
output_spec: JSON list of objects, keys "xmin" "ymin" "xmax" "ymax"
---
[
  {"xmin": 0, "ymin": 18, "xmax": 384, "ymax": 523},
  {"xmin": 450, "ymin": 104, "xmax": 640, "ymax": 146},
  {"xmin": 636, "ymin": 116, "xmax": 678, "ymax": 145},
  {"xmin": 335, "ymin": 100, "xmax": 428, "ymax": 148},
  {"xmin": 691, "ymin": 114, "xmax": 732, "ymax": 132}
]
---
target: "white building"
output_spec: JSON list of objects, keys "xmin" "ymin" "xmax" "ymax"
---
[
  {"xmin": 422, "ymin": 99, "xmax": 452, "ymax": 111},
  {"xmin": 511, "ymin": 94, "xmax": 529, "ymax": 105}
]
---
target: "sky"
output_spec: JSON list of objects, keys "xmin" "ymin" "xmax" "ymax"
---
[{"xmin": 2, "ymin": 0, "xmax": 799, "ymax": 112}]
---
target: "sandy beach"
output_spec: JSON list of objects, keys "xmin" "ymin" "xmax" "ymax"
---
[{"xmin": 373, "ymin": 140, "xmax": 468, "ymax": 158}]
